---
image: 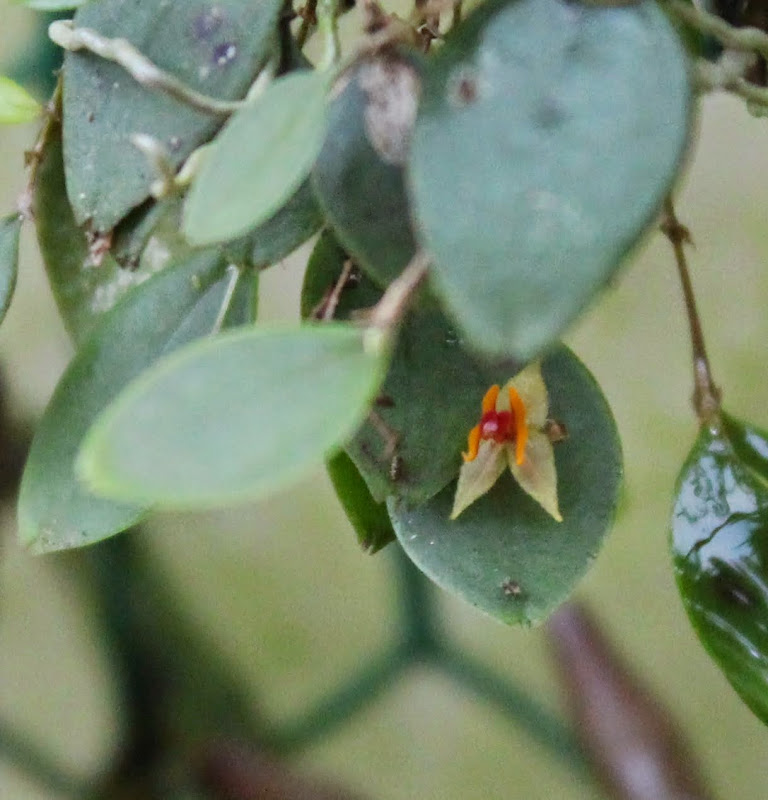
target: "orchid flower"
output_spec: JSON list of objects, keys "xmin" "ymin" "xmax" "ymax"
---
[{"xmin": 451, "ymin": 362, "xmax": 562, "ymax": 521}]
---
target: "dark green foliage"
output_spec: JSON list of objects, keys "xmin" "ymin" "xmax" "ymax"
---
[
  {"xmin": 389, "ymin": 348, "xmax": 622, "ymax": 625},
  {"xmin": 672, "ymin": 417, "xmax": 768, "ymax": 724},
  {"xmin": 63, "ymin": 0, "xmax": 284, "ymax": 231},
  {"xmin": 313, "ymin": 52, "xmax": 421, "ymax": 287},
  {"xmin": 19, "ymin": 249, "xmax": 257, "ymax": 552}
]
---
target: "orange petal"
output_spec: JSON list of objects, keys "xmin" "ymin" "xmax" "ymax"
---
[
  {"xmin": 508, "ymin": 386, "xmax": 528, "ymax": 466},
  {"xmin": 508, "ymin": 363, "xmax": 548, "ymax": 428},
  {"xmin": 462, "ymin": 424, "xmax": 481, "ymax": 462},
  {"xmin": 482, "ymin": 384, "xmax": 500, "ymax": 414}
]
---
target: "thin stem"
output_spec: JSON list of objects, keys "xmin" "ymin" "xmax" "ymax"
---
[
  {"xmin": 210, "ymin": 265, "xmax": 244, "ymax": 334},
  {"xmin": 317, "ymin": 0, "xmax": 341, "ymax": 69},
  {"xmin": 296, "ymin": 0, "xmax": 318, "ymax": 50},
  {"xmin": 661, "ymin": 197, "xmax": 721, "ymax": 424},
  {"xmin": 17, "ymin": 80, "xmax": 61, "ymax": 222},
  {"xmin": 363, "ymin": 250, "xmax": 430, "ymax": 353},
  {"xmin": 130, "ymin": 134, "xmax": 177, "ymax": 199},
  {"xmin": 48, "ymin": 21, "xmax": 245, "ymax": 117},
  {"xmin": 452, "ymin": 0, "xmax": 463, "ymax": 27},
  {"xmin": 393, "ymin": 546, "xmax": 439, "ymax": 655},
  {"xmin": 0, "ymin": 718, "xmax": 87, "ymax": 799},
  {"xmin": 318, "ymin": 257, "xmax": 355, "ymax": 321},
  {"xmin": 693, "ymin": 51, "xmax": 768, "ymax": 114},
  {"xmin": 430, "ymin": 643, "xmax": 590, "ymax": 779},
  {"xmin": 259, "ymin": 645, "xmax": 409, "ymax": 753},
  {"xmin": 666, "ymin": 0, "xmax": 768, "ymax": 61}
]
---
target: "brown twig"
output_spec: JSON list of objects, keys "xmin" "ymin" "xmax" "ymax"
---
[{"xmin": 660, "ymin": 197, "xmax": 721, "ymax": 425}]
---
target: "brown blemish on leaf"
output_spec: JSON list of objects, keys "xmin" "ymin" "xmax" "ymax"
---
[
  {"xmin": 448, "ymin": 66, "xmax": 480, "ymax": 107},
  {"xmin": 359, "ymin": 55, "xmax": 421, "ymax": 166},
  {"xmin": 84, "ymin": 227, "xmax": 113, "ymax": 268},
  {"xmin": 545, "ymin": 418, "xmax": 569, "ymax": 443}
]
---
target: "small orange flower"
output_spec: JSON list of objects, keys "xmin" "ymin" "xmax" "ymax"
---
[{"xmin": 451, "ymin": 362, "xmax": 562, "ymax": 521}]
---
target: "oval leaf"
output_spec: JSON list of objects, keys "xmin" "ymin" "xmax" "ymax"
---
[
  {"xmin": 301, "ymin": 231, "xmax": 513, "ymax": 505},
  {"xmin": 327, "ymin": 451, "xmax": 395, "ymax": 554},
  {"xmin": 183, "ymin": 70, "xmax": 328, "ymax": 246},
  {"xmin": 0, "ymin": 214, "xmax": 21, "ymax": 325},
  {"xmin": 408, "ymin": 0, "xmax": 691, "ymax": 360},
  {"xmin": 387, "ymin": 347, "xmax": 622, "ymax": 625},
  {"xmin": 312, "ymin": 52, "xmax": 421, "ymax": 287},
  {"xmin": 63, "ymin": 0, "xmax": 284, "ymax": 231},
  {"xmin": 77, "ymin": 325, "xmax": 386, "ymax": 508},
  {"xmin": 0, "ymin": 75, "xmax": 40, "ymax": 124},
  {"xmin": 672, "ymin": 417, "xmax": 768, "ymax": 726},
  {"xmin": 18, "ymin": 249, "xmax": 257, "ymax": 553}
]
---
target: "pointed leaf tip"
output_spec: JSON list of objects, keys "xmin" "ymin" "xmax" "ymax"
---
[
  {"xmin": 184, "ymin": 70, "xmax": 329, "ymax": 246},
  {"xmin": 0, "ymin": 76, "xmax": 40, "ymax": 124},
  {"xmin": 77, "ymin": 325, "xmax": 387, "ymax": 509}
]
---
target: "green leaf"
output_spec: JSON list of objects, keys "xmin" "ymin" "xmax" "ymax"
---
[
  {"xmin": 0, "ymin": 75, "xmax": 40, "ymax": 124},
  {"xmin": 183, "ymin": 70, "xmax": 329, "ymax": 246},
  {"xmin": 408, "ymin": 0, "xmax": 691, "ymax": 360},
  {"xmin": 18, "ymin": 249, "xmax": 257, "ymax": 553},
  {"xmin": 312, "ymin": 52, "xmax": 420, "ymax": 287},
  {"xmin": 63, "ymin": 0, "xmax": 284, "ymax": 232},
  {"xmin": 387, "ymin": 347, "xmax": 622, "ymax": 626},
  {"xmin": 230, "ymin": 178, "xmax": 324, "ymax": 269},
  {"xmin": 0, "ymin": 214, "xmax": 21, "ymax": 326},
  {"xmin": 327, "ymin": 451, "xmax": 395, "ymax": 554},
  {"xmin": 721, "ymin": 412, "xmax": 768, "ymax": 481},
  {"xmin": 16, "ymin": 0, "xmax": 85, "ymax": 9},
  {"xmin": 672, "ymin": 418, "xmax": 768, "ymax": 726},
  {"xmin": 302, "ymin": 231, "xmax": 512, "ymax": 505},
  {"xmin": 33, "ymin": 113, "xmax": 180, "ymax": 343},
  {"xmin": 77, "ymin": 324, "xmax": 386, "ymax": 508}
]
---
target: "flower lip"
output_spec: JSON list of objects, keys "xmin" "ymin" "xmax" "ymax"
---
[
  {"xmin": 480, "ymin": 409, "xmax": 512, "ymax": 443},
  {"xmin": 464, "ymin": 385, "xmax": 527, "ymax": 466}
]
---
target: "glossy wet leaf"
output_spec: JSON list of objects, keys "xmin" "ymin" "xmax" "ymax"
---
[
  {"xmin": 408, "ymin": 0, "xmax": 691, "ymax": 360},
  {"xmin": 78, "ymin": 325, "xmax": 386, "ymax": 508},
  {"xmin": 672, "ymin": 418, "xmax": 768, "ymax": 725},
  {"xmin": 33, "ymin": 115, "xmax": 173, "ymax": 343},
  {"xmin": 721, "ymin": 412, "xmax": 768, "ymax": 481},
  {"xmin": 183, "ymin": 70, "xmax": 329, "ymax": 246},
  {"xmin": 0, "ymin": 75, "xmax": 40, "ymax": 124},
  {"xmin": 63, "ymin": 0, "xmax": 284, "ymax": 231},
  {"xmin": 18, "ymin": 249, "xmax": 256, "ymax": 553},
  {"xmin": 301, "ymin": 231, "xmax": 510, "ymax": 505},
  {"xmin": 313, "ymin": 53, "xmax": 420, "ymax": 287},
  {"xmin": 327, "ymin": 451, "xmax": 395, "ymax": 554},
  {"xmin": 387, "ymin": 348, "xmax": 621, "ymax": 625},
  {"xmin": 0, "ymin": 214, "xmax": 21, "ymax": 326}
]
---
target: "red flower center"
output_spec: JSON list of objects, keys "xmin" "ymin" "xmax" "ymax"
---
[{"xmin": 479, "ymin": 410, "xmax": 515, "ymax": 444}]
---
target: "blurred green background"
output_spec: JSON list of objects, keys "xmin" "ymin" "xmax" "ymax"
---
[{"xmin": 2, "ymin": 3, "xmax": 768, "ymax": 798}]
